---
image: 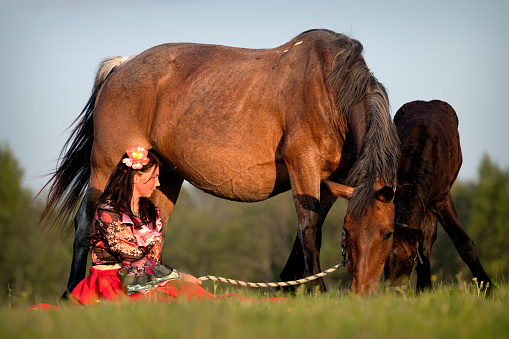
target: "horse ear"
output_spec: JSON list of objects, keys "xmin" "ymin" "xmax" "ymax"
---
[
  {"xmin": 377, "ymin": 186, "xmax": 394, "ymax": 202},
  {"xmin": 324, "ymin": 180, "xmax": 355, "ymax": 199}
]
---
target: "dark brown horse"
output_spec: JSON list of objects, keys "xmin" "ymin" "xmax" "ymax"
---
[
  {"xmin": 384, "ymin": 100, "xmax": 493, "ymax": 292},
  {"xmin": 41, "ymin": 29, "xmax": 400, "ymax": 296}
]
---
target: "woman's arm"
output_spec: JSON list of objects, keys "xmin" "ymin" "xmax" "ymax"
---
[
  {"xmin": 179, "ymin": 272, "xmax": 203, "ymax": 285},
  {"xmin": 96, "ymin": 208, "xmax": 145, "ymax": 263}
]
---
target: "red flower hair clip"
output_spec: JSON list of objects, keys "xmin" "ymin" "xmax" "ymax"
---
[{"xmin": 122, "ymin": 144, "xmax": 150, "ymax": 169}]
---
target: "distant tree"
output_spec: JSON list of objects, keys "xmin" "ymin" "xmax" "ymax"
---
[
  {"xmin": 432, "ymin": 154, "xmax": 508, "ymax": 283},
  {"xmin": 0, "ymin": 144, "xmax": 72, "ymax": 307},
  {"xmin": 0, "ymin": 143, "xmax": 30, "ymax": 304},
  {"xmin": 0, "ymin": 143, "xmax": 26, "ymax": 220},
  {"xmin": 465, "ymin": 155, "xmax": 509, "ymax": 278}
]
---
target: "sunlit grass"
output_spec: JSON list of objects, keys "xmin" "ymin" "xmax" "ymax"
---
[{"xmin": 1, "ymin": 279, "xmax": 508, "ymax": 339}]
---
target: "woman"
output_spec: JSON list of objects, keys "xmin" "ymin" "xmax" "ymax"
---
[{"xmin": 70, "ymin": 144, "xmax": 213, "ymax": 304}]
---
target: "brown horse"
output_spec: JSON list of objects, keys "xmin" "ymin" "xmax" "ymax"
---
[
  {"xmin": 41, "ymin": 29, "xmax": 400, "ymax": 296},
  {"xmin": 384, "ymin": 100, "xmax": 493, "ymax": 292}
]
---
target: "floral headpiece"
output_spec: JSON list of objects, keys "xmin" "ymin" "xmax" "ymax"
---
[{"xmin": 122, "ymin": 144, "xmax": 150, "ymax": 169}]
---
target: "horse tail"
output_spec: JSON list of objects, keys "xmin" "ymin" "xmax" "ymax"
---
[
  {"xmin": 39, "ymin": 55, "xmax": 134, "ymax": 235},
  {"xmin": 328, "ymin": 35, "xmax": 400, "ymax": 216}
]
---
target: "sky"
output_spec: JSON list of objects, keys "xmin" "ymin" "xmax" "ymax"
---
[{"xmin": 1, "ymin": 0, "xmax": 508, "ymax": 197}]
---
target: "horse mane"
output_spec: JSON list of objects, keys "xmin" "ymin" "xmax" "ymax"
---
[
  {"xmin": 39, "ymin": 56, "xmax": 133, "ymax": 235},
  {"xmin": 327, "ymin": 34, "xmax": 400, "ymax": 217}
]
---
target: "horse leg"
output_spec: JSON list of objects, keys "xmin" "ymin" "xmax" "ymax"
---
[
  {"xmin": 279, "ymin": 177, "xmax": 337, "ymax": 292},
  {"xmin": 279, "ymin": 202, "xmax": 335, "ymax": 291},
  {"xmin": 149, "ymin": 164, "xmax": 184, "ymax": 239},
  {"xmin": 415, "ymin": 211, "xmax": 437, "ymax": 292},
  {"xmin": 295, "ymin": 197, "xmax": 324, "ymax": 292},
  {"xmin": 61, "ymin": 192, "xmax": 92, "ymax": 298},
  {"xmin": 432, "ymin": 192, "xmax": 494, "ymax": 291},
  {"xmin": 279, "ymin": 234, "xmax": 305, "ymax": 288}
]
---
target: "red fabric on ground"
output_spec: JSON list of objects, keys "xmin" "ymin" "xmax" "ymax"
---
[
  {"xmin": 29, "ymin": 303, "xmax": 59, "ymax": 311},
  {"xmin": 29, "ymin": 267, "xmax": 283, "ymax": 310}
]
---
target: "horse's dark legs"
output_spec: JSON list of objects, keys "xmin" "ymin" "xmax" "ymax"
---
[
  {"xmin": 279, "ymin": 205, "xmax": 332, "ymax": 291},
  {"xmin": 433, "ymin": 193, "xmax": 495, "ymax": 292},
  {"xmin": 279, "ymin": 235, "xmax": 305, "ymax": 288},
  {"xmin": 279, "ymin": 195, "xmax": 323, "ymax": 292},
  {"xmin": 415, "ymin": 211, "xmax": 437, "ymax": 292},
  {"xmin": 279, "ymin": 186, "xmax": 336, "ymax": 292},
  {"xmin": 61, "ymin": 193, "xmax": 92, "ymax": 299},
  {"xmin": 298, "ymin": 197, "xmax": 325, "ymax": 292},
  {"xmin": 415, "ymin": 255, "xmax": 431, "ymax": 291}
]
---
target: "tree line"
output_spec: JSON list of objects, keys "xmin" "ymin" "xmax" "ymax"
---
[{"xmin": 0, "ymin": 144, "xmax": 507, "ymax": 306}]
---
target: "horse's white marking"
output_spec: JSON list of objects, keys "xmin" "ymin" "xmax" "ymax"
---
[{"xmin": 281, "ymin": 41, "xmax": 303, "ymax": 54}]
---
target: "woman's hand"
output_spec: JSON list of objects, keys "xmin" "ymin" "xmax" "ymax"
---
[{"xmin": 179, "ymin": 272, "xmax": 203, "ymax": 285}]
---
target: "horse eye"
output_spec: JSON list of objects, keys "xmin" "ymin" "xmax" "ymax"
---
[
  {"xmin": 404, "ymin": 257, "xmax": 415, "ymax": 267},
  {"xmin": 383, "ymin": 231, "xmax": 393, "ymax": 240}
]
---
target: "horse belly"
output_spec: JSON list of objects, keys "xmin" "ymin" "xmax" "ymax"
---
[
  {"xmin": 172, "ymin": 145, "xmax": 285, "ymax": 202},
  {"xmin": 160, "ymin": 109, "xmax": 287, "ymax": 202}
]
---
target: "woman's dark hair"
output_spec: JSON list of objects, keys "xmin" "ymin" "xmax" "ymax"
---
[{"xmin": 98, "ymin": 149, "xmax": 162, "ymax": 227}]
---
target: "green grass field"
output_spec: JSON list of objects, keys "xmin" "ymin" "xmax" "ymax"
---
[{"xmin": 1, "ymin": 280, "xmax": 508, "ymax": 339}]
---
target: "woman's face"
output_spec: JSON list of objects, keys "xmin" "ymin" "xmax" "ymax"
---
[{"xmin": 133, "ymin": 166, "xmax": 160, "ymax": 199}]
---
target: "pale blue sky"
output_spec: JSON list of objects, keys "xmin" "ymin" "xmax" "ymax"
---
[{"xmin": 1, "ymin": 0, "xmax": 508, "ymax": 195}]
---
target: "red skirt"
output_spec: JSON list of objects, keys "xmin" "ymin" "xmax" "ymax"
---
[
  {"xmin": 29, "ymin": 268, "xmax": 283, "ymax": 310},
  {"xmin": 70, "ymin": 266, "xmax": 214, "ymax": 305}
]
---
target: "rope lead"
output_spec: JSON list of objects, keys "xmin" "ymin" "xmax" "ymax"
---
[
  {"xmin": 199, "ymin": 231, "xmax": 348, "ymax": 288},
  {"xmin": 198, "ymin": 261, "xmax": 346, "ymax": 288}
]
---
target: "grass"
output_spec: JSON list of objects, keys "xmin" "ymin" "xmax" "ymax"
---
[{"xmin": 1, "ymin": 280, "xmax": 508, "ymax": 339}]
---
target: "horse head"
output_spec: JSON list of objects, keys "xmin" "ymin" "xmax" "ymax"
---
[
  {"xmin": 384, "ymin": 222, "xmax": 422, "ymax": 288},
  {"xmin": 384, "ymin": 183, "xmax": 426, "ymax": 288},
  {"xmin": 325, "ymin": 179, "xmax": 395, "ymax": 294}
]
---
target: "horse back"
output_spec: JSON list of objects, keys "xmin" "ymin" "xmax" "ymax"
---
[{"xmin": 395, "ymin": 100, "xmax": 462, "ymax": 201}]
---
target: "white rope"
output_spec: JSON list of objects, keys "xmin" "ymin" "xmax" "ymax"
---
[{"xmin": 198, "ymin": 261, "xmax": 346, "ymax": 288}]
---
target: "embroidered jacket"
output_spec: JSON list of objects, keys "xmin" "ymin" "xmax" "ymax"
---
[{"xmin": 90, "ymin": 200, "xmax": 163, "ymax": 265}]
